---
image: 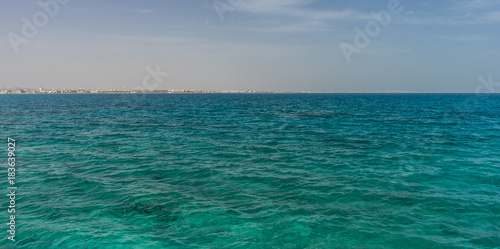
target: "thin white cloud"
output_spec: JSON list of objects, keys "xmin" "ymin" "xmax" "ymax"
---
[
  {"xmin": 131, "ymin": 9, "xmax": 153, "ymax": 14},
  {"xmin": 233, "ymin": 0, "xmax": 371, "ymax": 21},
  {"xmin": 104, "ymin": 35, "xmax": 199, "ymax": 44},
  {"xmin": 401, "ymin": 10, "xmax": 500, "ymax": 25},
  {"xmin": 118, "ymin": 7, "xmax": 154, "ymax": 14},
  {"xmin": 63, "ymin": 6, "xmax": 153, "ymax": 14},
  {"xmin": 441, "ymin": 35, "xmax": 487, "ymax": 41},
  {"xmin": 396, "ymin": 0, "xmax": 500, "ymax": 25},
  {"xmin": 227, "ymin": 0, "xmax": 312, "ymax": 13},
  {"xmin": 478, "ymin": 11, "xmax": 500, "ymax": 22},
  {"xmin": 454, "ymin": 0, "xmax": 500, "ymax": 10},
  {"xmin": 252, "ymin": 21, "xmax": 328, "ymax": 33}
]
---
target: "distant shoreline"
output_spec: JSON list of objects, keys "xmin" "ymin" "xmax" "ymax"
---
[
  {"xmin": 0, "ymin": 89, "xmax": 493, "ymax": 95},
  {"xmin": 0, "ymin": 89, "xmax": 312, "ymax": 94},
  {"xmin": 1, "ymin": 92, "xmax": 494, "ymax": 95}
]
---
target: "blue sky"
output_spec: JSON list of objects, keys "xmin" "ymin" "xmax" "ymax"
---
[{"xmin": 1, "ymin": 0, "xmax": 499, "ymax": 92}]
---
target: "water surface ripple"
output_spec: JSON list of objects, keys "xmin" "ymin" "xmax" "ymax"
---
[{"xmin": 0, "ymin": 94, "xmax": 499, "ymax": 248}]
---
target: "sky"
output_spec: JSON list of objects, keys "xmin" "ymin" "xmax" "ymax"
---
[{"xmin": 0, "ymin": 0, "xmax": 499, "ymax": 93}]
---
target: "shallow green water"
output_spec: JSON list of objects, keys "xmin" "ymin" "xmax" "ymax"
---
[{"xmin": 0, "ymin": 94, "xmax": 499, "ymax": 248}]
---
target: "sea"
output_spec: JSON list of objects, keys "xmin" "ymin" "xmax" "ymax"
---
[{"xmin": 0, "ymin": 94, "xmax": 499, "ymax": 248}]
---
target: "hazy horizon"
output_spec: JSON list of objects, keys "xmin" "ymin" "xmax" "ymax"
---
[{"xmin": 1, "ymin": 0, "xmax": 500, "ymax": 93}]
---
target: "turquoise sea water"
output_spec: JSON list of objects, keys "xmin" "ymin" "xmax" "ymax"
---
[{"xmin": 0, "ymin": 94, "xmax": 499, "ymax": 248}]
